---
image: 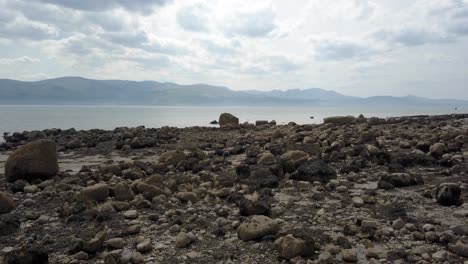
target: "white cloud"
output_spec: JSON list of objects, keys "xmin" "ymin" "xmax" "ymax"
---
[{"xmin": 0, "ymin": 56, "xmax": 40, "ymax": 65}]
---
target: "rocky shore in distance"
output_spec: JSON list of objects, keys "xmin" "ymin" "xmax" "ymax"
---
[{"xmin": 1, "ymin": 113, "xmax": 468, "ymax": 264}]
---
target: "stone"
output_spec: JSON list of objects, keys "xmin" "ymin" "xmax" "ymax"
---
[
  {"xmin": 352, "ymin": 197, "xmax": 365, "ymax": 207},
  {"xmin": 255, "ymin": 120, "xmax": 269, "ymax": 126},
  {"xmin": 0, "ymin": 214, "xmax": 20, "ymax": 235},
  {"xmin": 257, "ymin": 152, "xmax": 276, "ymax": 165},
  {"xmin": 4, "ymin": 246, "xmax": 49, "ymax": 264},
  {"xmin": 81, "ymin": 183, "xmax": 110, "ymax": 203},
  {"xmin": 430, "ymin": 143, "xmax": 448, "ymax": 157},
  {"xmin": 432, "ymin": 250, "xmax": 448, "ymax": 261},
  {"xmin": 341, "ymin": 248, "xmax": 358, "ymax": 262},
  {"xmin": 136, "ymin": 238, "xmax": 152, "ymax": 253},
  {"xmin": 318, "ymin": 251, "xmax": 334, "ymax": 263},
  {"xmin": 74, "ymin": 251, "xmax": 89, "ymax": 260},
  {"xmin": 159, "ymin": 150, "xmax": 186, "ymax": 166},
  {"xmin": 112, "ymin": 183, "xmax": 134, "ymax": 201},
  {"xmin": 107, "ymin": 238, "xmax": 125, "ymax": 249},
  {"xmin": 124, "ymin": 210, "xmax": 138, "ymax": 219},
  {"xmin": 175, "ymin": 232, "xmax": 193, "ymax": 248},
  {"xmin": 0, "ymin": 192, "xmax": 15, "ymax": 214},
  {"xmin": 449, "ymin": 242, "xmax": 468, "ymax": 257},
  {"xmin": 323, "ymin": 116, "xmax": 356, "ymax": 125},
  {"xmin": 275, "ymin": 234, "xmax": 315, "ymax": 259},
  {"xmin": 219, "ymin": 113, "xmax": 239, "ymax": 127},
  {"xmin": 175, "ymin": 192, "xmax": 198, "ymax": 203},
  {"xmin": 280, "ymin": 150, "xmax": 309, "ymax": 172},
  {"xmin": 436, "ymin": 183, "xmax": 462, "ymax": 206},
  {"xmin": 290, "ymin": 160, "xmax": 337, "ymax": 184},
  {"xmin": 5, "ymin": 139, "xmax": 59, "ymax": 182},
  {"xmin": 392, "ymin": 219, "xmax": 405, "ymax": 230},
  {"xmin": 237, "ymin": 215, "xmax": 280, "ymax": 241},
  {"xmin": 239, "ymin": 198, "xmax": 271, "ymax": 216},
  {"xmin": 131, "ymin": 252, "xmax": 145, "ymax": 263},
  {"xmin": 378, "ymin": 173, "xmax": 423, "ymax": 188},
  {"xmin": 66, "ymin": 139, "xmax": 82, "ymax": 149},
  {"xmin": 83, "ymin": 230, "xmax": 107, "ymax": 253}
]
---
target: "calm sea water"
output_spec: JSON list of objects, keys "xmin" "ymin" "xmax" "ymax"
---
[{"xmin": 0, "ymin": 105, "xmax": 465, "ymax": 136}]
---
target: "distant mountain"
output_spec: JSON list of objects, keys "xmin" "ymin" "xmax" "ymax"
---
[{"xmin": 0, "ymin": 77, "xmax": 466, "ymax": 106}]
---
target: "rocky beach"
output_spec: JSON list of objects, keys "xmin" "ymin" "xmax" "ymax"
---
[{"xmin": 1, "ymin": 113, "xmax": 468, "ymax": 264}]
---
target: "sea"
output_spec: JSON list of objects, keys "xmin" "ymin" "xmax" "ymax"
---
[{"xmin": 0, "ymin": 105, "xmax": 466, "ymax": 137}]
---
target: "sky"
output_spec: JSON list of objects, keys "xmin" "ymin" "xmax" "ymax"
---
[{"xmin": 0, "ymin": 0, "xmax": 467, "ymax": 99}]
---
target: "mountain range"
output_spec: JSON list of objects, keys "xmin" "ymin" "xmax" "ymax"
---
[{"xmin": 0, "ymin": 76, "xmax": 466, "ymax": 106}]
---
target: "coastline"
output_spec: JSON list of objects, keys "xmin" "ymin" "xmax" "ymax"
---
[{"xmin": 1, "ymin": 113, "xmax": 468, "ymax": 263}]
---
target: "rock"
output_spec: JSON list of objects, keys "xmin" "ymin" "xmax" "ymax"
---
[
  {"xmin": 176, "ymin": 192, "xmax": 198, "ymax": 203},
  {"xmin": 219, "ymin": 113, "xmax": 239, "ymax": 127},
  {"xmin": 432, "ymin": 250, "xmax": 448, "ymax": 261},
  {"xmin": 159, "ymin": 150, "xmax": 186, "ymax": 166},
  {"xmin": 392, "ymin": 219, "xmax": 405, "ymax": 230},
  {"xmin": 0, "ymin": 214, "xmax": 20, "ymax": 235},
  {"xmin": 352, "ymin": 197, "xmax": 365, "ymax": 207},
  {"xmin": 323, "ymin": 116, "xmax": 356, "ymax": 125},
  {"xmin": 66, "ymin": 139, "xmax": 82, "ymax": 149},
  {"xmin": 449, "ymin": 242, "xmax": 468, "ymax": 257},
  {"xmin": 291, "ymin": 160, "xmax": 336, "ymax": 183},
  {"xmin": 4, "ymin": 246, "xmax": 49, "ymax": 264},
  {"xmin": 107, "ymin": 238, "xmax": 125, "ymax": 249},
  {"xmin": 341, "ymin": 248, "xmax": 358, "ymax": 262},
  {"xmin": 275, "ymin": 234, "xmax": 315, "ymax": 259},
  {"xmin": 209, "ymin": 120, "xmax": 218, "ymax": 125},
  {"xmin": 74, "ymin": 251, "xmax": 89, "ymax": 260},
  {"xmin": 135, "ymin": 182, "xmax": 166, "ymax": 199},
  {"xmin": 436, "ymin": 183, "xmax": 462, "ymax": 206},
  {"xmin": 83, "ymin": 230, "xmax": 107, "ymax": 253},
  {"xmin": 318, "ymin": 251, "xmax": 334, "ymax": 263},
  {"xmin": 112, "ymin": 183, "xmax": 135, "ymax": 201},
  {"xmin": 255, "ymin": 120, "xmax": 269, "ymax": 126},
  {"xmin": 136, "ymin": 238, "xmax": 152, "ymax": 253},
  {"xmin": 430, "ymin": 143, "xmax": 448, "ymax": 157},
  {"xmin": 272, "ymin": 129, "xmax": 285, "ymax": 139},
  {"xmin": 5, "ymin": 139, "xmax": 59, "ymax": 182},
  {"xmin": 0, "ymin": 192, "xmax": 15, "ymax": 214},
  {"xmin": 280, "ymin": 150, "xmax": 309, "ymax": 172},
  {"xmin": 131, "ymin": 252, "xmax": 145, "ymax": 263},
  {"xmin": 257, "ymin": 152, "xmax": 276, "ymax": 165},
  {"xmin": 175, "ymin": 232, "xmax": 194, "ymax": 248},
  {"xmin": 81, "ymin": 183, "xmax": 110, "ymax": 203},
  {"xmin": 237, "ymin": 215, "xmax": 280, "ymax": 241},
  {"xmin": 123, "ymin": 210, "xmax": 138, "ymax": 219},
  {"xmin": 239, "ymin": 197, "xmax": 271, "ymax": 216},
  {"xmin": 378, "ymin": 173, "xmax": 423, "ymax": 188}
]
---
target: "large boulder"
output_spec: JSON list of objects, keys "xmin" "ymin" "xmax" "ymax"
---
[
  {"xmin": 0, "ymin": 192, "xmax": 15, "ymax": 214},
  {"xmin": 430, "ymin": 143, "xmax": 448, "ymax": 157},
  {"xmin": 5, "ymin": 139, "xmax": 59, "ymax": 182},
  {"xmin": 290, "ymin": 160, "xmax": 336, "ymax": 183},
  {"xmin": 219, "ymin": 113, "xmax": 239, "ymax": 127},
  {"xmin": 323, "ymin": 116, "xmax": 356, "ymax": 125},
  {"xmin": 237, "ymin": 215, "xmax": 279, "ymax": 241}
]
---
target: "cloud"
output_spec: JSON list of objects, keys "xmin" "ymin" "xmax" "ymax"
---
[
  {"xmin": 222, "ymin": 5, "xmax": 278, "ymax": 37},
  {"xmin": 310, "ymin": 36, "xmax": 379, "ymax": 61},
  {"xmin": 0, "ymin": 56, "xmax": 40, "ymax": 65},
  {"xmin": 0, "ymin": 17, "xmax": 59, "ymax": 40},
  {"xmin": 33, "ymin": 0, "xmax": 173, "ymax": 14},
  {"xmin": 372, "ymin": 28, "xmax": 454, "ymax": 46},
  {"xmin": 306, "ymin": 0, "xmax": 376, "ymax": 20},
  {"xmin": 176, "ymin": 3, "xmax": 211, "ymax": 32}
]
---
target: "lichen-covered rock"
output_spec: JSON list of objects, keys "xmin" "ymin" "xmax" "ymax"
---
[
  {"xmin": 159, "ymin": 150, "xmax": 186, "ymax": 166},
  {"xmin": 5, "ymin": 139, "xmax": 59, "ymax": 182}
]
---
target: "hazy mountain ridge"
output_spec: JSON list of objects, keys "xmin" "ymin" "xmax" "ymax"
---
[{"xmin": 0, "ymin": 77, "xmax": 466, "ymax": 106}]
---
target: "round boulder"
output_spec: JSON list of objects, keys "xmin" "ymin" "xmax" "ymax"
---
[
  {"xmin": 219, "ymin": 113, "xmax": 239, "ymax": 127},
  {"xmin": 5, "ymin": 139, "xmax": 59, "ymax": 182}
]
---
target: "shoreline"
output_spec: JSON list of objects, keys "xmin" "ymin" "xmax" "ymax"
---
[{"xmin": 1, "ymin": 113, "xmax": 468, "ymax": 263}]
